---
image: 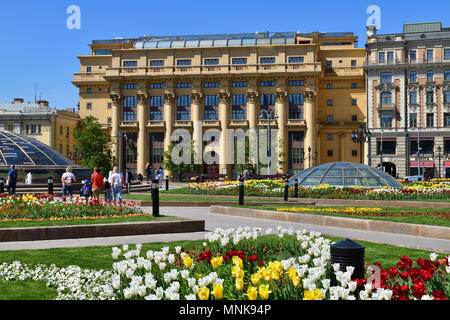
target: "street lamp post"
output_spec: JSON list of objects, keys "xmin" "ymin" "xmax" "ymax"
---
[
  {"xmin": 260, "ymin": 109, "xmax": 278, "ymax": 176},
  {"xmin": 302, "ymin": 146, "xmax": 317, "ymax": 169},
  {"xmin": 416, "ymin": 125, "xmax": 423, "ymax": 179},
  {"xmin": 351, "ymin": 124, "xmax": 371, "ymax": 165}
]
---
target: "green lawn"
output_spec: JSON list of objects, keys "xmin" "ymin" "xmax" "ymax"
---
[
  {"xmin": 232, "ymin": 205, "xmax": 450, "ymax": 228},
  {"xmin": 0, "ymin": 215, "xmax": 181, "ymax": 229},
  {"xmin": 123, "ymin": 193, "xmax": 284, "ymax": 203}
]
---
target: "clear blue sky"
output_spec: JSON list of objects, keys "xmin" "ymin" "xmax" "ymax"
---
[{"xmin": 0, "ymin": 0, "xmax": 449, "ymax": 110}]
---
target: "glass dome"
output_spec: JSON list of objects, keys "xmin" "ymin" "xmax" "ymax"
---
[{"xmin": 289, "ymin": 162, "xmax": 403, "ymax": 188}]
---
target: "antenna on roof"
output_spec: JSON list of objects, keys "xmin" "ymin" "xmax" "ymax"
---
[{"xmin": 34, "ymin": 82, "xmax": 37, "ymax": 103}]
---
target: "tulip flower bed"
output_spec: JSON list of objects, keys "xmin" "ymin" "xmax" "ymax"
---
[
  {"xmin": 0, "ymin": 226, "xmax": 448, "ymax": 300},
  {"xmin": 0, "ymin": 193, "xmax": 142, "ymax": 223},
  {"xmin": 187, "ymin": 180, "xmax": 450, "ymax": 201}
]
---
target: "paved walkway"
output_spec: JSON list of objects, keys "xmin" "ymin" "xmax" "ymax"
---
[{"xmin": 0, "ymin": 207, "xmax": 449, "ymax": 253}]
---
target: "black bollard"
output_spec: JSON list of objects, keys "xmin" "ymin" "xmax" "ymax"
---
[
  {"xmin": 201, "ymin": 173, "xmax": 205, "ymax": 183},
  {"xmin": 238, "ymin": 176, "xmax": 244, "ymax": 206},
  {"xmin": 0, "ymin": 177, "xmax": 4, "ymax": 194},
  {"xmin": 196, "ymin": 175, "xmax": 200, "ymax": 183},
  {"xmin": 284, "ymin": 179, "xmax": 289, "ymax": 201},
  {"xmin": 151, "ymin": 179, "xmax": 160, "ymax": 217},
  {"xmin": 48, "ymin": 176, "xmax": 54, "ymax": 195},
  {"xmin": 294, "ymin": 179, "xmax": 299, "ymax": 198},
  {"xmin": 165, "ymin": 176, "xmax": 169, "ymax": 191},
  {"xmin": 330, "ymin": 238, "xmax": 365, "ymax": 287}
]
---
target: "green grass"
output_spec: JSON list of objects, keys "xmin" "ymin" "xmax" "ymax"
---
[
  {"xmin": 232, "ymin": 205, "xmax": 450, "ymax": 227},
  {"xmin": 0, "ymin": 236, "xmax": 446, "ymax": 300},
  {"xmin": 0, "ymin": 215, "xmax": 182, "ymax": 229}
]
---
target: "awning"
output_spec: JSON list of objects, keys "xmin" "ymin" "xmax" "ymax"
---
[
  {"xmin": 444, "ymin": 161, "xmax": 450, "ymax": 168},
  {"xmin": 410, "ymin": 161, "xmax": 435, "ymax": 168}
]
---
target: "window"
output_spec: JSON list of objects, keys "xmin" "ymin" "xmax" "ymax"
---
[
  {"xmin": 444, "ymin": 70, "xmax": 450, "ymax": 81},
  {"xmin": 426, "ymin": 91, "xmax": 434, "ymax": 104},
  {"xmin": 204, "ymin": 82, "xmax": 219, "ymax": 88},
  {"xmin": 409, "ymin": 92, "xmax": 417, "ymax": 104},
  {"xmin": 444, "ymin": 113, "xmax": 450, "ymax": 127},
  {"xmin": 409, "ymin": 50, "xmax": 417, "ymax": 62},
  {"xmin": 289, "ymin": 94, "xmax": 304, "ymax": 120},
  {"xmin": 86, "ymin": 67, "xmax": 91, "ymax": 73},
  {"xmin": 204, "ymin": 109, "xmax": 218, "ymax": 120},
  {"xmin": 95, "ymin": 49, "xmax": 111, "ymax": 55},
  {"xmin": 409, "ymin": 113, "xmax": 417, "ymax": 128},
  {"xmin": 25, "ymin": 125, "xmax": 29, "ymax": 134},
  {"xmin": 123, "ymin": 83, "xmax": 138, "ymax": 89},
  {"xmin": 410, "ymin": 71, "xmax": 417, "ymax": 82},
  {"xmin": 327, "ymin": 83, "xmax": 333, "ymax": 89},
  {"xmin": 387, "ymin": 51, "xmax": 394, "ymax": 64},
  {"xmin": 426, "ymin": 49, "xmax": 434, "ymax": 62},
  {"xmin": 327, "ymin": 150, "xmax": 333, "ymax": 157},
  {"xmin": 177, "ymin": 95, "xmax": 191, "ymax": 120},
  {"xmin": 204, "ymin": 59, "xmax": 219, "ymax": 65},
  {"xmin": 177, "ymin": 82, "xmax": 192, "ymax": 88},
  {"xmin": 327, "ymin": 115, "xmax": 333, "ymax": 122},
  {"xmin": 288, "ymin": 80, "xmax": 304, "ymax": 86},
  {"xmin": 260, "ymin": 94, "xmax": 275, "ymax": 107},
  {"xmin": 123, "ymin": 96, "xmax": 137, "ymax": 122},
  {"xmin": 351, "ymin": 60, "xmax": 357, "ymax": 67},
  {"xmin": 149, "ymin": 83, "xmax": 164, "ymax": 89},
  {"xmin": 260, "ymin": 57, "xmax": 275, "ymax": 64},
  {"xmin": 326, "ymin": 61, "xmax": 333, "ymax": 68},
  {"xmin": 351, "ymin": 83, "xmax": 357, "ymax": 88},
  {"xmin": 260, "ymin": 81, "xmax": 275, "ymax": 87},
  {"xmin": 177, "ymin": 59, "xmax": 192, "ymax": 66},
  {"xmin": 445, "ymin": 49, "xmax": 450, "ymax": 60},
  {"xmin": 380, "ymin": 72, "xmax": 392, "ymax": 83},
  {"xmin": 426, "ymin": 113, "xmax": 434, "ymax": 127},
  {"xmin": 204, "ymin": 95, "xmax": 219, "ymax": 107},
  {"xmin": 87, "ymin": 103, "xmax": 92, "ymax": 110},
  {"xmin": 108, "ymin": 117, "xmax": 112, "ymax": 124},
  {"xmin": 444, "ymin": 91, "xmax": 450, "ymax": 104},
  {"xmin": 87, "ymin": 88, "xmax": 92, "ymax": 93},
  {"xmin": 60, "ymin": 125, "xmax": 63, "ymax": 134},
  {"xmin": 108, "ymin": 103, "xmax": 112, "ymax": 109},
  {"xmin": 232, "ymin": 95, "xmax": 247, "ymax": 120},
  {"xmin": 352, "ymin": 150, "xmax": 358, "ymax": 157},
  {"xmin": 327, "ymin": 99, "xmax": 333, "ymax": 106},
  {"xmin": 204, "ymin": 95, "xmax": 219, "ymax": 120},
  {"xmin": 410, "ymin": 139, "xmax": 434, "ymax": 154},
  {"xmin": 150, "ymin": 60, "xmax": 164, "ymax": 67},
  {"xmin": 232, "ymin": 58, "xmax": 247, "ymax": 65},
  {"xmin": 149, "ymin": 96, "xmax": 164, "ymax": 107},
  {"xmin": 380, "ymin": 114, "xmax": 393, "ymax": 128},
  {"xmin": 352, "ymin": 99, "xmax": 357, "ymax": 106},
  {"xmin": 232, "ymin": 81, "xmax": 247, "ymax": 87},
  {"xmin": 123, "ymin": 61, "xmax": 137, "ymax": 67},
  {"xmin": 66, "ymin": 127, "xmax": 70, "ymax": 138},
  {"xmin": 351, "ymin": 115, "xmax": 358, "ymax": 121},
  {"xmin": 378, "ymin": 141, "xmax": 396, "ymax": 155},
  {"xmin": 381, "ymin": 92, "xmax": 392, "ymax": 105},
  {"xmin": 427, "ymin": 70, "xmax": 434, "ymax": 82},
  {"xmin": 379, "ymin": 52, "xmax": 385, "ymax": 63},
  {"xmin": 289, "ymin": 56, "xmax": 304, "ymax": 64},
  {"xmin": 327, "ymin": 134, "xmax": 334, "ymax": 141}
]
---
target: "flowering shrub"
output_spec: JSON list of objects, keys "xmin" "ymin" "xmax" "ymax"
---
[
  {"xmin": 0, "ymin": 226, "xmax": 448, "ymax": 300},
  {"xmin": 0, "ymin": 193, "xmax": 142, "ymax": 222},
  {"xmin": 188, "ymin": 180, "xmax": 450, "ymax": 201}
]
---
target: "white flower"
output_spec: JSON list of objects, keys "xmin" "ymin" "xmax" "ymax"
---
[
  {"xmin": 158, "ymin": 262, "xmax": 166, "ymax": 271},
  {"xmin": 359, "ymin": 290, "xmax": 369, "ymax": 300},
  {"xmin": 332, "ymin": 263, "xmax": 340, "ymax": 272},
  {"xmin": 430, "ymin": 253, "xmax": 438, "ymax": 261},
  {"xmin": 175, "ymin": 246, "xmax": 182, "ymax": 254},
  {"xmin": 421, "ymin": 295, "xmax": 433, "ymax": 300},
  {"xmin": 348, "ymin": 281, "xmax": 357, "ymax": 293},
  {"xmin": 122, "ymin": 245, "xmax": 129, "ymax": 251},
  {"xmin": 185, "ymin": 294, "xmax": 196, "ymax": 300},
  {"xmin": 111, "ymin": 247, "xmax": 121, "ymax": 260},
  {"xmin": 321, "ymin": 279, "xmax": 330, "ymax": 289}
]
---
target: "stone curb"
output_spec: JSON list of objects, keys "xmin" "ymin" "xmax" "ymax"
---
[
  {"xmin": 137, "ymin": 201, "xmax": 315, "ymax": 207},
  {"xmin": 210, "ymin": 206, "xmax": 450, "ymax": 241},
  {"xmin": 0, "ymin": 220, "xmax": 205, "ymax": 242}
]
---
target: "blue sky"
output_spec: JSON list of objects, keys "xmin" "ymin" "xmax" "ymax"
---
[{"xmin": 0, "ymin": 0, "xmax": 449, "ymax": 110}]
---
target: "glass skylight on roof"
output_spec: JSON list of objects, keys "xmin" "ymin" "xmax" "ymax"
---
[
  {"xmin": 199, "ymin": 40, "xmax": 214, "ymax": 47},
  {"xmin": 185, "ymin": 40, "xmax": 199, "ymax": 47},
  {"xmin": 271, "ymin": 37, "xmax": 286, "ymax": 45},
  {"xmin": 242, "ymin": 38, "xmax": 257, "ymax": 46},
  {"xmin": 157, "ymin": 40, "xmax": 172, "ymax": 48},
  {"xmin": 171, "ymin": 40, "xmax": 186, "ymax": 48},
  {"xmin": 228, "ymin": 39, "xmax": 242, "ymax": 46},
  {"xmin": 143, "ymin": 41, "xmax": 158, "ymax": 49},
  {"xmin": 256, "ymin": 38, "xmax": 271, "ymax": 45},
  {"xmin": 213, "ymin": 39, "xmax": 228, "ymax": 47}
]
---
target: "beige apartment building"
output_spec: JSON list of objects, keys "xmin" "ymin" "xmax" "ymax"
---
[{"xmin": 73, "ymin": 31, "xmax": 366, "ymax": 179}]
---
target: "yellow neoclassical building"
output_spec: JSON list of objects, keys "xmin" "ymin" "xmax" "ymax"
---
[
  {"xmin": 0, "ymin": 99, "xmax": 81, "ymax": 163},
  {"xmin": 72, "ymin": 31, "xmax": 366, "ymax": 178}
]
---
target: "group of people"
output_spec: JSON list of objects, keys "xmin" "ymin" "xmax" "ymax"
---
[
  {"xmin": 145, "ymin": 163, "xmax": 165, "ymax": 188},
  {"xmin": 61, "ymin": 166, "xmax": 133, "ymax": 205}
]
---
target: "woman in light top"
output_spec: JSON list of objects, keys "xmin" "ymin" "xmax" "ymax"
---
[
  {"xmin": 111, "ymin": 166, "xmax": 123, "ymax": 205},
  {"xmin": 61, "ymin": 166, "xmax": 76, "ymax": 201}
]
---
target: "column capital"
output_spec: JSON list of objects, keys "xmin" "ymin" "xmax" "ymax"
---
[
  {"xmin": 246, "ymin": 91, "xmax": 259, "ymax": 103},
  {"xmin": 191, "ymin": 92, "xmax": 203, "ymax": 105},
  {"xmin": 164, "ymin": 92, "xmax": 175, "ymax": 104},
  {"xmin": 219, "ymin": 91, "xmax": 231, "ymax": 104},
  {"xmin": 136, "ymin": 93, "xmax": 148, "ymax": 104},
  {"xmin": 275, "ymin": 90, "xmax": 288, "ymax": 103},
  {"xmin": 109, "ymin": 94, "xmax": 122, "ymax": 105},
  {"xmin": 304, "ymin": 91, "xmax": 316, "ymax": 103}
]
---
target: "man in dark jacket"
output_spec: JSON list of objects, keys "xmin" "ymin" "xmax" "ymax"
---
[{"xmin": 7, "ymin": 165, "xmax": 18, "ymax": 195}]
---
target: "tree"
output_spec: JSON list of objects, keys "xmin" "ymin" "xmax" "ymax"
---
[
  {"xmin": 163, "ymin": 140, "xmax": 202, "ymax": 178},
  {"xmin": 73, "ymin": 116, "xmax": 114, "ymax": 176}
]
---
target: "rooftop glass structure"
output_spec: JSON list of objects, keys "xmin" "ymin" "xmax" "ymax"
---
[{"xmin": 289, "ymin": 162, "xmax": 403, "ymax": 188}]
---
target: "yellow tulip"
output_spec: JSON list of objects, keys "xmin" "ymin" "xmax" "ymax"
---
[
  {"xmin": 231, "ymin": 266, "xmax": 244, "ymax": 279},
  {"xmin": 292, "ymin": 275, "xmax": 301, "ymax": 288},
  {"xmin": 246, "ymin": 286, "xmax": 258, "ymax": 300},
  {"xmin": 287, "ymin": 268, "xmax": 297, "ymax": 280},
  {"xmin": 235, "ymin": 278, "xmax": 244, "ymax": 291},
  {"xmin": 271, "ymin": 271, "xmax": 280, "ymax": 281},
  {"xmin": 251, "ymin": 273, "xmax": 261, "ymax": 286},
  {"xmin": 212, "ymin": 284, "xmax": 223, "ymax": 299},
  {"xmin": 259, "ymin": 284, "xmax": 271, "ymax": 300},
  {"xmin": 304, "ymin": 289, "xmax": 323, "ymax": 300},
  {"xmin": 183, "ymin": 255, "xmax": 193, "ymax": 269},
  {"xmin": 198, "ymin": 286, "xmax": 210, "ymax": 300},
  {"xmin": 263, "ymin": 269, "xmax": 272, "ymax": 282},
  {"xmin": 210, "ymin": 256, "xmax": 224, "ymax": 269},
  {"xmin": 232, "ymin": 256, "xmax": 243, "ymax": 269}
]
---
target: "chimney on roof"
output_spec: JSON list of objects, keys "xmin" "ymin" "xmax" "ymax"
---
[
  {"xmin": 37, "ymin": 100, "xmax": 49, "ymax": 107},
  {"xmin": 13, "ymin": 98, "xmax": 24, "ymax": 103},
  {"xmin": 366, "ymin": 25, "xmax": 377, "ymax": 37}
]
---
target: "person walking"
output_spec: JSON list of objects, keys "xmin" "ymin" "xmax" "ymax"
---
[
  {"xmin": 145, "ymin": 162, "xmax": 151, "ymax": 183},
  {"xmin": 91, "ymin": 167, "xmax": 104, "ymax": 201},
  {"xmin": 125, "ymin": 168, "xmax": 133, "ymax": 194},
  {"xmin": 103, "ymin": 178, "xmax": 112, "ymax": 204},
  {"xmin": 111, "ymin": 167, "xmax": 123, "ymax": 205},
  {"xmin": 81, "ymin": 179, "xmax": 91, "ymax": 204},
  {"xmin": 7, "ymin": 165, "xmax": 18, "ymax": 196},
  {"xmin": 61, "ymin": 166, "xmax": 76, "ymax": 202},
  {"xmin": 156, "ymin": 167, "xmax": 163, "ymax": 188}
]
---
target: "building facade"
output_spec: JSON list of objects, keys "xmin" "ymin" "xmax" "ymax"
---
[
  {"xmin": 73, "ymin": 31, "xmax": 366, "ymax": 178},
  {"xmin": 0, "ymin": 99, "xmax": 81, "ymax": 164},
  {"xmin": 365, "ymin": 22, "xmax": 450, "ymax": 179}
]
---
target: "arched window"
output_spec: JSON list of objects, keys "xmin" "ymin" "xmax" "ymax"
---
[{"xmin": 381, "ymin": 92, "xmax": 392, "ymax": 105}]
